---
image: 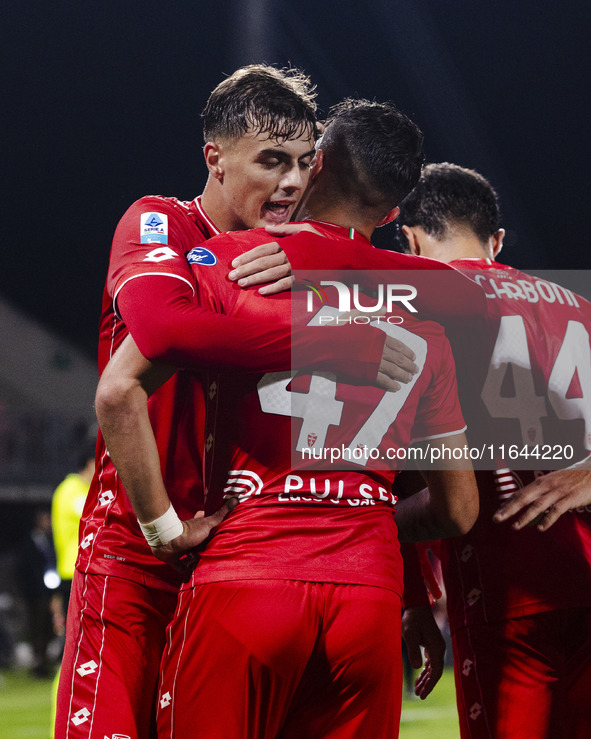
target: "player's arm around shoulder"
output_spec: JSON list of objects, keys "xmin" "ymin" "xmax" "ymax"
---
[
  {"xmin": 396, "ymin": 433, "xmax": 479, "ymax": 542},
  {"xmin": 227, "ymin": 222, "xmax": 325, "ymax": 295}
]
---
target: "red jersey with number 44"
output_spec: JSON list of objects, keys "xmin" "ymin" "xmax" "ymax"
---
[
  {"xmin": 186, "ymin": 222, "xmax": 466, "ymax": 597},
  {"xmin": 440, "ymin": 259, "xmax": 591, "ymax": 631}
]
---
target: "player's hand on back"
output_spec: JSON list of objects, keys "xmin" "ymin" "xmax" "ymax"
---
[
  {"xmin": 228, "ymin": 241, "xmax": 292, "ymax": 294},
  {"xmin": 227, "ymin": 223, "xmax": 324, "ymax": 295},
  {"xmin": 150, "ymin": 498, "xmax": 238, "ymax": 575},
  {"xmin": 317, "ymin": 307, "xmax": 418, "ymax": 392},
  {"xmin": 375, "ymin": 334, "xmax": 418, "ymax": 392},
  {"xmin": 227, "ymin": 223, "xmax": 419, "ymax": 391}
]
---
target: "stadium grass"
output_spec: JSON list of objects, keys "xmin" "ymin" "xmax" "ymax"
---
[
  {"xmin": 0, "ymin": 669, "xmax": 54, "ymax": 739},
  {"xmin": 0, "ymin": 666, "xmax": 460, "ymax": 738},
  {"xmin": 401, "ymin": 667, "xmax": 460, "ymax": 738}
]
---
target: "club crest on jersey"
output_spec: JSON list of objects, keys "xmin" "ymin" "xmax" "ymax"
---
[
  {"xmin": 187, "ymin": 246, "xmax": 217, "ymax": 266},
  {"xmin": 140, "ymin": 212, "xmax": 168, "ymax": 244}
]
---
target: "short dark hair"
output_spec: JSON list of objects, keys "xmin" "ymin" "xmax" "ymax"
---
[
  {"xmin": 397, "ymin": 162, "xmax": 502, "ymax": 245},
  {"xmin": 202, "ymin": 64, "xmax": 318, "ymax": 144},
  {"xmin": 320, "ymin": 98, "xmax": 424, "ymax": 211}
]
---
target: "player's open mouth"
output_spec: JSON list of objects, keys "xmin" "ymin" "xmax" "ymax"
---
[{"xmin": 263, "ymin": 201, "xmax": 295, "ymax": 223}]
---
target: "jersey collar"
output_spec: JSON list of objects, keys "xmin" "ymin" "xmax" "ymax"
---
[
  {"xmin": 306, "ymin": 220, "xmax": 372, "ymax": 245},
  {"xmin": 192, "ymin": 197, "xmax": 221, "ymax": 237}
]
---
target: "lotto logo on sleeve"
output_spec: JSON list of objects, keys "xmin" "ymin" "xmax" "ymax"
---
[
  {"xmin": 140, "ymin": 212, "xmax": 168, "ymax": 244},
  {"xmin": 187, "ymin": 246, "xmax": 217, "ymax": 266}
]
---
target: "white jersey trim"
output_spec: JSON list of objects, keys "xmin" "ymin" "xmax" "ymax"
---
[
  {"xmin": 410, "ymin": 425, "xmax": 467, "ymax": 443},
  {"xmin": 65, "ymin": 574, "xmax": 108, "ymax": 739},
  {"xmin": 112, "ymin": 272, "xmax": 195, "ymax": 319}
]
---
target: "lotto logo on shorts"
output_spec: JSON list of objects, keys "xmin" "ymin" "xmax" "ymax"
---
[
  {"xmin": 460, "ymin": 545, "xmax": 474, "ymax": 563},
  {"xmin": 469, "ymin": 703, "xmax": 482, "ymax": 721},
  {"xmin": 105, "ymin": 734, "xmax": 131, "ymax": 739},
  {"xmin": 160, "ymin": 691, "xmax": 172, "ymax": 709},
  {"xmin": 77, "ymin": 660, "xmax": 98, "ymax": 676},
  {"xmin": 466, "ymin": 588, "xmax": 481, "ymax": 606},
  {"xmin": 98, "ymin": 490, "xmax": 115, "ymax": 506},
  {"xmin": 71, "ymin": 707, "xmax": 91, "ymax": 726},
  {"xmin": 140, "ymin": 212, "xmax": 168, "ymax": 244}
]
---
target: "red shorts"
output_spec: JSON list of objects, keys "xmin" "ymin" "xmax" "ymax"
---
[
  {"xmin": 452, "ymin": 607, "xmax": 591, "ymax": 738},
  {"xmin": 157, "ymin": 580, "xmax": 403, "ymax": 739},
  {"xmin": 55, "ymin": 571, "xmax": 178, "ymax": 739}
]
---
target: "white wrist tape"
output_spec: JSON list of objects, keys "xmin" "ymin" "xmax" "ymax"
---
[{"xmin": 138, "ymin": 505, "xmax": 183, "ymax": 547}]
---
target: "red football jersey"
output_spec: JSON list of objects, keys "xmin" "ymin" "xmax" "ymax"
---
[
  {"xmin": 184, "ymin": 223, "xmax": 467, "ymax": 597},
  {"xmin": 77, "ymin": 196, "xmax": 218, "ymax": 590},
  {"xmin": 439, "ymin": 258, "xmax": 591, "ymax": 631},
  {"xmin": 76, "ymin": 200, "xmax": 396, "ymax": 589}
]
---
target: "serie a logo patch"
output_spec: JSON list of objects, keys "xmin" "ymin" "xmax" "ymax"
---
[
  {"xmin": 187, "ymin": 246, "xmax": 217, "ymax": 266},
  {"xmin": 140, "ymin": 212, "xmax": 168, "ymax": 244}
]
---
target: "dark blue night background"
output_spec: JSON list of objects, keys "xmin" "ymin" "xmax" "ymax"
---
[{"xmin": 3, "ymin": 0, "xmax": 590, "ymax": 357}]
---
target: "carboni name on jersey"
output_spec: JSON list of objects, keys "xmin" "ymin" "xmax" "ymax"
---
[{"xmin": 475, "ymin": 273, "xmax": 579, "ymax": 306}]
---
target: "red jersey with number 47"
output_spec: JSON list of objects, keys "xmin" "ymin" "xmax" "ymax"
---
[
  {"xmin": 185, "ymin": 222, "xmax": 467, "ymax": 597},
  {"xmin": 440, "ymin": 259, "xmax": 591, "ymax": 632},
  {"xmin": 76, "ymin": 199, "xmax": 393, "ymax": 590}
]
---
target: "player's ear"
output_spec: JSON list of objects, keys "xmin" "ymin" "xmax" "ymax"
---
[
  {"xmin": 309, "ymin": 149, "xmax": 324, "ymax": 180},
  {"xmin": 402, "ymin": 225, "xmax": 420, "ymax": 255},
  {"xmin": 491, "ymin": 228, "xmax": 505, "ymax": 258},
  {"xmin": 377, "ymin": 207, "xmax": 400, "ymax": 228},
  {"xmin": 204, "ymin": 142, "xmax": 224, "ymax": 182}
]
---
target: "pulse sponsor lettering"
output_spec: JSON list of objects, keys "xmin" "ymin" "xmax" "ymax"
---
[{"xmin": 279, "ymin": 475, "xmax": 398, "ymax": 507}]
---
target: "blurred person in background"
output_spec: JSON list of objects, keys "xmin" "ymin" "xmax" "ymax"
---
[
  {"xmin": 18, "ymin": 508, "xmax": 59, "ymax": 677},
  {"xmin": 51, "ymin": 432, "xmax": 96, "ymax": 632},
  {"xmin": 50, "ymin": 430, "xmax": 95, "ymax": 735}
]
